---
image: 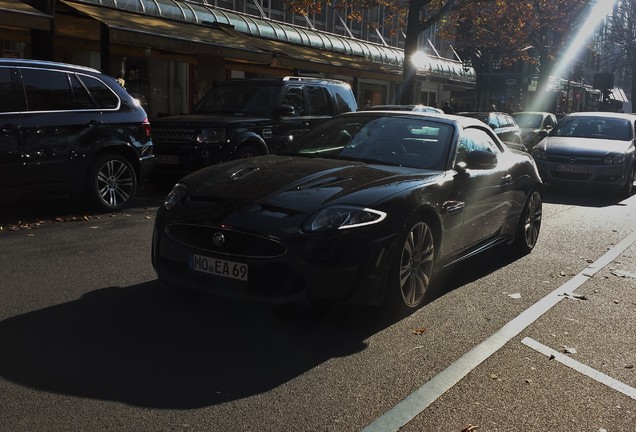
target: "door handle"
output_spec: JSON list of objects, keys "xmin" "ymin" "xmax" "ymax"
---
[
  {"xmin": 501, "ymin": 174, "xmax": 512, "ymax": 184},
  {"xmin": 442, "ymin": 200, "xmax": 465, "ymax": 214}
]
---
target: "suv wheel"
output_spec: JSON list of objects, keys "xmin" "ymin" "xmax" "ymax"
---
[{"xmin": 86, "ymin": 154, "xmax": 138, "ymax": 212}]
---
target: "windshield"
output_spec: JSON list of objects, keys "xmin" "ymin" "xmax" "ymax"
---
[
  {"xmin": 194, "ymin": 81, "xmax": 280, "ymax": 116},
  {"xmin": 514, "ymin": 113, "xmax": 543, "ymax": 128},
  {"xmin": 286, "ymin": 115, "xmax": 454, "ymax": 170},
  {"xmin": 551, "ymin": 116, "xmax": 632, "ymax": 141}
]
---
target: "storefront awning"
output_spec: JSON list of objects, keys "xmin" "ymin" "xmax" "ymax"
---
[
  {"xmin": 0, "ymin": 0, "xmax": 52, "ymax": 30},
  {"xmin": 59, "ymin": 0, "xmax": 272, "ymax": 64}
]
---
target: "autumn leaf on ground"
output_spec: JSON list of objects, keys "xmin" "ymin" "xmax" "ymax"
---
[{"xmin": 411, "ymin": 326, "xmax": 427, "ymax": 335}]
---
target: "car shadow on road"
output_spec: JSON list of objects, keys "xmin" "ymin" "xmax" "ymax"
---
[
  {"xmin": 0, "ymin": 247, "xmax": 515, "ymax": 410},
  {"xmin": 0, "ymin": 280, "xmax": 396, "ymax": 409}
]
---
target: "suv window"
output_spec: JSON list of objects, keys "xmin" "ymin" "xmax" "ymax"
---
[
  {"xmin": 79, "ymin": 75, "xmax": 119, "ymax": 109},
  {"xmin": 331, "ymin": 84, "xmax": 358, "ymax": 113},
  {"xmin": 281, "ymin": 86, "xmax": 305, "ymax": 116},
  {"xmin": 21, "ymin": 68, "xmax": 75, "ymax": 111},
  {"xmin": 306, "ymin": 86, "xmax": 329, "ymax": 115},
  {"xmin": 69, "ymin": 74, "xmax": 97, "ymax": 109},
  {"xmin": 0, "ymin": 68, "xmax": 19, "ymax": 113}
]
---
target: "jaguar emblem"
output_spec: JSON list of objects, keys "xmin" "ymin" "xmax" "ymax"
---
[
  {"xmin": 213, "ymin": 232, "xmax": 225, "ymax": 247},
  {"xmin": 569, "ymin": 156, "xmax": 577, "ymax": 164}
]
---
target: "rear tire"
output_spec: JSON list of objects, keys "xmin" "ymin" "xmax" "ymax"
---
[
  {"xmin": 86, "ymin": 154, "xmax": 138, "ymax": 212},
  {"xmin": 386, "ymin": 219, "xmax": 436, "ymax": 314},
  {"xmin": 513, "ymin": 189, "xmax": 542, "ymax": 255}
]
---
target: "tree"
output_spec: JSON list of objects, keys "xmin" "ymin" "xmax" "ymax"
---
[
  {"xmin": 604, "ymin": 0, "xmax": 636, "ymax": 113},
  {"xmin": 285, "ymin": 0, "xmax": 459, "ymax": 104},
  {"xmin": 439, "ymin": 0, "xmax": 590, "ymax": 110}
]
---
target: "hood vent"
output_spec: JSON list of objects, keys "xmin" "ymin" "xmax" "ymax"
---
[
  {"xmin": 294, "ymin": 176, "xmax": 350, "ymax": 190},
  {"xmin": 230, "ymin": 166, "xmax": 260, "ymax": 181}
]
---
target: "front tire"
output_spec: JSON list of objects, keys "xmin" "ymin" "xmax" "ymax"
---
[
  {"xmin": 621, "ymin": 164, "xmax": 635, "ymax": 198},
  {"xmin": 387, "ymin": 220, "xmax": 436, "ymax": 313},
  {"xmin": 513, "ymin": 189, "xmax": 542, "ymax": 254},
  {"xmin": 86, "ymin": 154, "xmax": 138, "ymax": 212}
]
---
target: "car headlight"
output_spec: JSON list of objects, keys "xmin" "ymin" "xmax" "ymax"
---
[
  {"xmin": 604, "ymin": 154, "xmax": 625, "ymax": 165},
  {"xmin": 163, "ymin": 183, "xmax": 188, "ymax": 210},
  {"xmin": 196, "ymin": 128, "xmax": 226, "ymax": 144},
  {"xmin": 303, "ymin": 206, "xmax": 387, "ymax": 232},
  {"xmin": 531, "ymin": 148, "xmax": 547, "ymax": 160}
]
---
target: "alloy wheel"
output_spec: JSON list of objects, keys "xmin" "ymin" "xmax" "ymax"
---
[
  {"xmin": 522, "ymin": 191, "xmax": 542, "ymax": 250},
  {"xmin": 96, "ymin": 159, "xmax": 135, "ymax": 209},
  {"xmin": 399, "ymin": 221, "xmax": 435, "ymax": 308}
]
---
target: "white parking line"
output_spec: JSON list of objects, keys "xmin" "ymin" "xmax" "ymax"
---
[
  {"xmin": 521, "ymin": 337, "xmax": 636, "ymax": 400},
  {"xmin": 363, "ymin": 230, "xmax": 636, "ymax": 432}
]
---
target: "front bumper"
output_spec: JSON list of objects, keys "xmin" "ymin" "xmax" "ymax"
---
[
  {"xmin": 535, "ymin": 159, "xmax": 630, "ymax": 188},
  {"xmin": 152, "ymin": 219, "xmax": 399, "ymax": 306}
]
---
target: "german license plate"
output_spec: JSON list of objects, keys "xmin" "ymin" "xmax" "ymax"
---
[
  {"xmin": 191, "ymin": 254, "xmax": 248, "ymax": 281},
  {"xmin": 556, "ymin": 164, "xmax": 588, "ymax": 173},
  {"xmin": 155, "ymin": 154, "xmax": 180, "ymax": 165}
]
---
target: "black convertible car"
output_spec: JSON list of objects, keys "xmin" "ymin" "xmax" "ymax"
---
[{"xmin": 152, "ymin": 111, "xmax": 543, "ymax": 313}]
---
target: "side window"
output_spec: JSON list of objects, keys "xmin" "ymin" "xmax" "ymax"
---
[
  {"xmin": 281, "ymin": 86, "xmax": 305, "ymax": 116},
  {"xmin": 0, "ymin": 68, "xmax": 19, "ymax": 113},
  {"xmin": 21, "ymin": 68, "xmax": 74, "ymax": 111},
  {"xmin": 306, "ymin": 86, "xmax": 329, "ymax": 115},
  {"xmin": 330, "ymin": 84, "xmax": 358, "ymax": 113},
  {"xmin": 69, "ymin": 74, "xmax": 97, "ymax": 109},
  {"xmin": 457, "ymin": 128, "xmax": 501, "ymax": 165},
  {"xmin": 79, "ymin": 75, "xmax": 119, "ymax": 109}
]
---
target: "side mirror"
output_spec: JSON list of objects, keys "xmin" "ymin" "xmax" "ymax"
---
[
  {"xmin": 275, "ymin": 104, "xmax": 295, "ymax": 117},
  {"xmin": 465, "ymin": 149, "xmax": 497, "ymax": 169},
  {"xmin": 538, "ymin": 130, "xmax": 549, "ymax": 137}
]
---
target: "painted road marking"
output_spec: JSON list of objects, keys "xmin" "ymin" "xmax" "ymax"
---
[
  {"xmin": 521, "ymin": 337, "xmax": 636, "ymax": 401},
  {"xmin": 363, "ymin": 230, "xmax": 636, "ymax": 432}
]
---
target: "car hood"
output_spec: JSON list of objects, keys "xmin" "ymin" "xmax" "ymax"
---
[
  {"xmin": 181, "ymin": 155, "xmax": 441, "ymax": 213},
  {"xmin": 538, "ymin": 136, "xmax": 632, "ymax": 155}
]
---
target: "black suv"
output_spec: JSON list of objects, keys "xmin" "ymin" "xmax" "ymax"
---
[
  {"xmin": 0, "ymin": 59, "xmax": 153, "ymax": 211},
  {"xmin": 149, "ymin": 76, "xmax": 358, "ymax": 181}
]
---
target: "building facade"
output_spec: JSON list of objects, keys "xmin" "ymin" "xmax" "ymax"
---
[{"xmin": 1, "ymin": 0, "xmax": 475, "ymax": 118}]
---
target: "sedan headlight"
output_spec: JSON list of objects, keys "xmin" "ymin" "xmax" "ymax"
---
[
  {"xmin": 163, "ymin": 183, "xmax": 188, "ymax": 210},
  {"xmin": 196, "ymin": 128, "xmax": 226, "ymax": 144},
  {"xmin": 604, "ymin": 154, "xmax": 625, "ymax": 165},
  {"xmin": 531, "ymin": 148, "xmax": 547, "ymax": 160},
  {"xmin": 303, "ymin": 206, "xmax": 387, "ymax": 232}
]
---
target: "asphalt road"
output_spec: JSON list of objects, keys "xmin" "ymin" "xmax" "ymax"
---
[{"xmin": 0, "ymin": 184, "xmax": 635, "ymax": 432}]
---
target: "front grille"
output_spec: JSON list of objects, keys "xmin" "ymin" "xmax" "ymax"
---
[
  {"xmin": 165, "ymin": 223, "xmax": 287, "ymax": 258},
  {"xmin": 546, "ymin": 154, "xmax": 603, "ymax": 165},
  {"xmin": 152, "ymin": 124, "xmax": 196, "ymax": 146}
]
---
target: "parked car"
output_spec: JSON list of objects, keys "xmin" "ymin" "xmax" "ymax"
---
[
  {"xmin": 531, "ymin": 111, "xmax": 636, "ymax": 197},
  {"xmin": 152, "ymin": 111, "xmax": 543, "ymax": 314},
  {"xmin": 369, "ymin": 104, "xmax": 444, "ymax": 114},
  {"xmin": 512, "ymin": 111, "xmax": 558, "ymax": 150},
  {"xmin": 149, "ymin": 76, "xmax": 358, "ymax": 183},
  {"xmin": 0, "ymin": 59, "xmax": 153, "ymax": 211},
  {"xmin": 456, "ymin": 111, "xmax": 523, "ymax": 145}
]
